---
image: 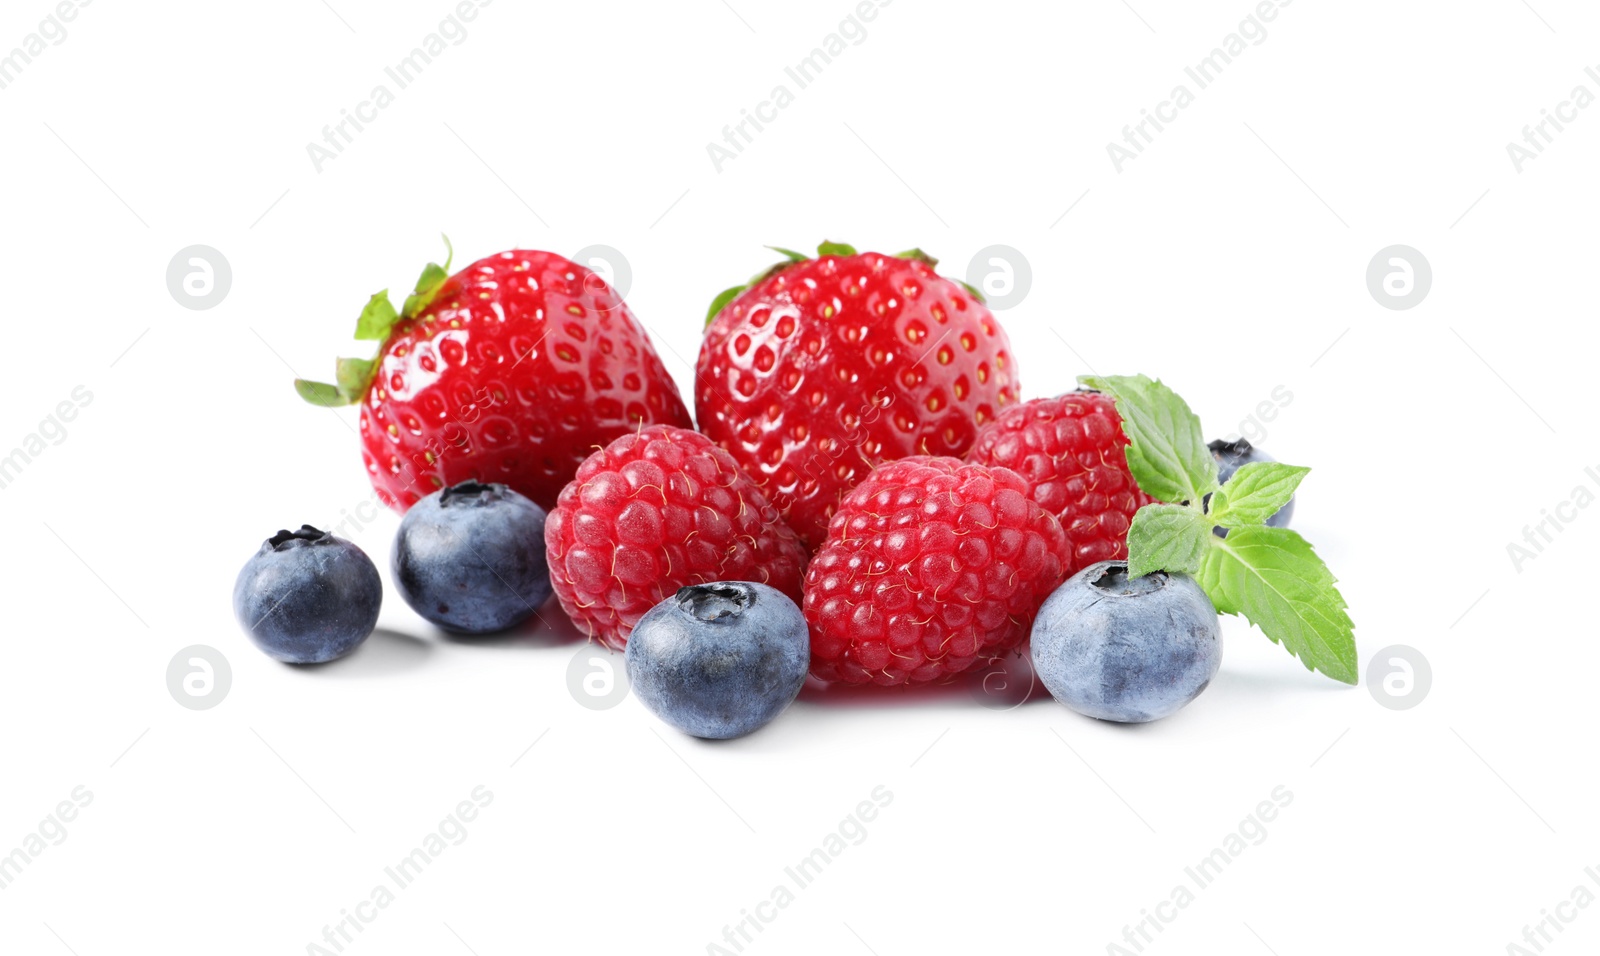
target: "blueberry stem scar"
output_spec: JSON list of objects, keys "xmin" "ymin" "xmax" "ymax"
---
[{"xmin": 676, "ymin": 582, "xmax": 754, "ymax": 622}]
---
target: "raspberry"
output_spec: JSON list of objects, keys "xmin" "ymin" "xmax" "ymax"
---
[
  {"xmin": 545, "ymin": 425, "xmax": 808, "ymax": 650},
  {"xmin": 803, "ymin": 456, "xmax": 1069, "ymax": 686},
  {"xmin": 966, "ymin": 391, "xmax": 1154, "ymax": 578}
]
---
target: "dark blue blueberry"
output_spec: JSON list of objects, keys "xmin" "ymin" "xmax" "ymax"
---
[
  {"xmin": 625, "ymin": 582, "xmax": 809, "ymax": 739},
  {"xmin": 233, "ymin": 525, "xmax": 381, "ymax": 664},
  {"xmin": 391, "ymin": 481, "xmax": 551, "ymax": 634},
  {"xmin": 1031, "ymin": 560, "xmax": 1221, "ymax": 723},
  {"xmin": 1209, "ymin": 438, "xmax": 1294, "ymax": 534}
]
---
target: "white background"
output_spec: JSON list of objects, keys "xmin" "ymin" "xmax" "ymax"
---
[{"xmin": 2, "ymin": 0, "xmax": 1596, "ymax": 953}]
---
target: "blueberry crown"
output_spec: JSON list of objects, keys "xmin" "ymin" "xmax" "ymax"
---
[
  {"xmin": 265, "ymin": 525, "xmax": 331, "ymax": 552},
  {"xmin": 438, "ymin": 480, "xmax": 508, "ymax": 507},
  {"xmin": 675, "ymin": 582, "xmax": 755, "ymax": 622},
  {"xmin": 1207, "ymin": 437, "xmax": 1254, "ymax": 458},
  {"xmin": 1089, "ymin": 562, "xmax": 1168, "ymax": 596}
]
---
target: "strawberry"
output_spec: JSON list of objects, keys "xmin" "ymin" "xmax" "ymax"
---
[
  {"xmin": 544, "ymin": 425, "xmax": 808, "ymax": 650},
  {"xmin": 804, "ymin": 456, "xmax": 1069, "ymax": 686},
  {"xmin": 696, "ymin": 241, "xmax": 1020, "ymax": 549},
  {"xmin": 295, "ymin": 240, "xmax": 692, "ymax": 512},
  {"xmin": 966, "ymin": 391, "xmax": 1155, "ymax": 578}
]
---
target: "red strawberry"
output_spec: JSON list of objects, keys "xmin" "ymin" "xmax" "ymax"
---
[
  {"xmin": 804, "ymin": 456, "xmax": 1068, "ymax": 686},
  {"xmin": 296, "ymin": 241, "xmax": 692, "ymax": 512},
  {"xmin": 966, "ymin": 391, "xmax": 1154, "ymax": 578},
  {"xmin": 696, "ymin": 241, "xmax": 1020, "ymax": 549},
  {"xmin": 545, "ymin": 425, "xmax": 808, "ymax": 650}
]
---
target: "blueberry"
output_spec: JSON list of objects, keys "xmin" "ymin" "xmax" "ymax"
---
[
  {"xmin": 233, "ymin": 525, "xmax": 382, "ymax": 664},
  {"xmin": 1209, "ymin": 438, "xmax": 1294, "ymax": 533},
  {"xmin": 625, "ymin": 582, "xmax": 809, "ymax": 739},
  {"xmin": 1030, "ymin": 560, "xmax": 1221, "ymax": 723},
  {"xmin": 391, "ymin": 480, "xmax": 551, "ymax": 634}
]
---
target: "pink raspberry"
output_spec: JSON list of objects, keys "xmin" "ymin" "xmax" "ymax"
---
[
  {"xmin": 803, "ymin": 456, "xmax": 1069, "ymax": 686},
  {"xmin": 546, "ymin": 426, "xmax": 807, "ymax": 649},
  {"xmin": 966, "ymin": 391, "xmax": 1154, "ymax": 578}
]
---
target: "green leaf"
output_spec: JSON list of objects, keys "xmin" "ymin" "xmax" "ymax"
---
[
  {"xmin": 402, "ymin": 268, "xmax": 447, "ymax": 316},
  {"xmin": 816, "ymin": 240, "xmax": 857, "ymax": 257},
  {"xmin": 958, "ymin": 280, "xmax": 987, "ymax": 304},
  {"xmin": 895, "ymin": 247, "xmax": 939, "ymax": 268},
  {"xmin": 705, "ymin": 285, "xmax": 746, "ymax": 327},
  {"xmin": 294, "ymin": 378, "xmax": 350, "ymax": 407},
  {"xmin": 401, "ymin": 234, "xmax": 455, "ymax": 318},
  {"xmin": 1197, "ymin": 525, "xmax": 1357, "ymax": 684},
  {"xmin": 1126, "ymin": 503, "xmax": 1212, "ymax": 576},
  {"xmin": 765, "ymin": 246, "xmax": 810, "ymax": 262},
  {"xmin": 1210, "ymin": 462, "xmax": 1309, "ymax": 528},
  {"xmin": 353, "ymin": 291, "xmax": 399, "ymax": 341},
  {"xmin": 1078, "ymin": 374, "xmax": 1219, "ymax": 507},
  {"xmin": 335, "ymin": 357, "xmax": 376, "ymax": 401}
]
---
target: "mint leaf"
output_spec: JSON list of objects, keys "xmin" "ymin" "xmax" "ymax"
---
[
  {"xmin": 1209, "ymin": 462, "xmax": 1309, "ymax": 529},
  {"xmin": 705, "ymin": 285, "xmax": 745, "ymax": 327},
  {"xmin": 353, "ymin": 291, "xmax": 398, "ymax": 341},
  {"xmin": 1197, "ymin": 525, "xmax": 1357, "ymax": 684},
  {"xmin": 1079, "ymin": 374, "xmax": 1219, "ymax": 507},
  {"xmin": 1127, "ymin": 504, "xmax": 1212, "ymax": 576}
]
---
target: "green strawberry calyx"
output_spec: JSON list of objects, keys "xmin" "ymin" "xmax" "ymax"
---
[
  {"xmin": 1081, "ymin": 373, "xmax": 1357, "ymax": 685},
  {"xmin": 294, "ymin": 236, "xmax": 454, "ymax": 407},
  {"xmin": 703, "ymin": 240, "xmax": 983, "ymax": 328}
]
